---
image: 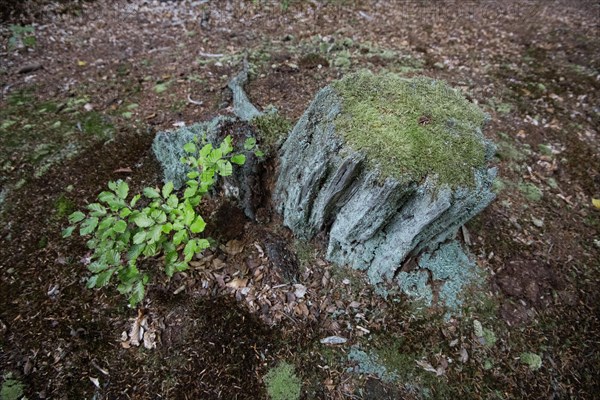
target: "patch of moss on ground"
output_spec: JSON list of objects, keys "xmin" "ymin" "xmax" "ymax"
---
[
  {"xmin": 0, "ymin": 373, "xmax": 24, "ymax": 400},
  {"xmin": 0, "ymin": 90, "xmax": 115, "ymax": 187},
  {"xmin": 264, "ymin": 361, "xmax": 302, "ymax": 400},
  {"xmin": 332, "ymin": 70, "xmax": 488, "ymax": 187},
  {"xmin": 54, "ymin": 194, "xmax": 75, "ymax": 219},
  {"xmin": 518, "ymin": 182, "xmax": 543, "ymax": 202}
]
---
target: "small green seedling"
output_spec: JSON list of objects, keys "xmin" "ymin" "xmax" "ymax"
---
[{"xmin": 63, "ymin": 135, "xmax": 257, "ymax": 306}]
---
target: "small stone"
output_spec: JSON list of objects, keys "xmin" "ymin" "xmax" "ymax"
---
[
  {"xmin": 17, "ymin": 63, "xmax": 43, "ymax": 74},
  {"xmin": 531, "ymin": 217, "xmax": 544, "ymax": 228}
]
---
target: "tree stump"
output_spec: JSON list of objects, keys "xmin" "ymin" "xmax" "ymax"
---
[{"xmin": 274, "ymin": 71, "xmax": 497, "ymax": 286}]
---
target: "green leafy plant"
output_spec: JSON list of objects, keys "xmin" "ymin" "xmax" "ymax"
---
[
  {"xmin": 63, "ymin": 135, "xmax": 257, "ymax": 306},
  {"xmin": 264, "ymin": 361, "xmax": 302, "ymax": 400},
  {"xmin": 8, "ymin": 24, "xmax": 36, "ymax": 49}
]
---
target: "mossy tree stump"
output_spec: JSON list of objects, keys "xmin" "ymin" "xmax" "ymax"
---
[{"xmin": 274, "ymin": 71, "xmax": 497, "ymax": 286}]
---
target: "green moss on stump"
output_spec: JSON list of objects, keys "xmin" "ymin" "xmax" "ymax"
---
[
  {"xmin": 251, "ymin": 112, "xmax": 292, "ymax": 149},
  {"xmin": 332, "ymin": 70, "xmax": 488, "ymax": 187}
]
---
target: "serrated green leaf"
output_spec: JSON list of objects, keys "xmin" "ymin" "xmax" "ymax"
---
[
  {"xmin": 117, "ymin": 281, "xmax": 133, "ymax": 295},
  {"xmin": 117, "ymin": 180, "xmax": 129, "ymax": 199},
  {"xmin": 208, "ymin": 148, "xmax": 223, "ymax": 164},
  {"xmin": 120, "ymin": 208, "xmax": 132, "ymax": 218},
  {"xmin": 189, "ymin": 215, "xmax": 206, "ymax": 233},
  {"xmin": 148, "ymin": 225, "xmax": 163, "ymax": 243},
  {"xmin": 187, "ymin": 170, "xmax": 199, "ymax": 179},
  {"xmin": 88, "ymin": 262, "xmax": 109, "ymax": 273},
  {"xmin": 183, "ymin": 185, "xmax": 197, "ymax": 199},
  {"xmin": 143, "ymin": 242, "xmax": 157, "ymax": 257},
  {"xmin": 196, "ymin": 238, "xmax": 210, "ymax": 251},
  {"xmin": 130, "ymin": 194, "xmax": 141, "ymax": 207},
  {"xmin": 62, "ymin": 226, "xmax": 76, "ymax": 238},
  {"xmin": 130, "ymin": 281, "xmax": 145, "ymax": 306},
  {"xmin": 107, "ymin": 250, "xmax": 121, "ymax": 265},
  {"xmin": 68, "ymin": 211, "xmax": 85, "ymax": 224},
  {"xmin": 133, "ymin": 231, "xmax": 147, "ymax": 244},
  {"xmin": 80, "ymin": 217, "xmax": 99, "ymax": 235},
  {"xmin": 175, "ymin": 261, "xmax": 189, "ymax": 272},
  {"xmin": 183, "ymin": 203, "xmax": 195, "ymax": 226},
  {"xmin": 230, "ymin": 154, "xmax": 246, "ymax": 165},
  {"xmin": 199, "ymin": 143, "xmax": 212, "ymax": 158},
  {"xmin": 165, "ymin": 262, "xmax": 176, "ymax": 278},
  {"xmin": 185, "ymin": 156, "xmax": 197, "ymax": 167},
  {"xmin": 95, "ymin": 268, "xmax": 115, "ymax": 287},
  {"xmin": 117, "ymin": 230, "xmax": 131, "ymax": 246},
  {"xmin": 173, "ymin": 229, "xmax": 188, "ymax": 245},
  {"xmin": 87, "ymin": 203, "xmax": 107, "ymax": 217},
  {"xmin": 143, "ymin": 187, "xmax": 160, "ymax": 199},
  {"xmin": 100, "ymin": 227, "xmax": 115, "ymax": 241},
  {"xmin": 255, "ymin": 149, "xmax": 265, "ymax": 158},
  {"xmin": 98, "ymin": 191, "xmax": 115, "ymax": 204},
  {"xmin": 183, "ymin": 142, "xmax": 197, "ymax": 153},
  {"xmin": 98, "ymin": 216, "xmax": 116, "ymax": 231},
  {"xmin": 162, "ymin": 181, "xmax": 174, "ymax": 199},
  {"xmin": 86, "ymin": 275, "xmax": 98, "ymax": 289},
  {"xmin": 134, "ymin": 213, "xmax": 154, "ymax": 228},
  {"xmin": 127, "ymin": 243, "xmax": 144, "ymax": 261},
  {"xmin": 244, "ymin": 137, "xmax": 256, "ymax": 150},
  {"xmin": 217, "ymin": 160, "xmax": 233, "ymax": 176},
  {"xmin": 183, "ymin": 239, "xmax": 197, "ymax": 262},
  {"xmin": 167, "ymin": 194, "xmax": 179, "ymax": 208},
  {"xmin": 162, "ymin": 223, "xmax": 173, "ymax": 234},
  {"xmin": 165, "ymin": 250, "xmax": 178, "ymax": 266},
  {"xmin": 201, "ymin": 168, "xmax": 215, "ymax": 181},
  {"xmin": 219, "ymin": 135, "xmax": 233, "ymax": 155},
  {"xmin": 108, "ymin": 181, "xmax": 118, "ymax": 191},
  {"xmin": 113, "ymin": 220, "xmax": 127, "ymax": 233},
  {"xmin": 119, "ymin": 263, "xmax": 139, "ymax": 281},
  {"xmin": 155, "ymin": 210, "xmax": 167, "ymax": 224}
]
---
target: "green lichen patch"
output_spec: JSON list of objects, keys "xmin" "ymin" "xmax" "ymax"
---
[
  {"xmin": 332, "ymin": 70, "xmax": 488, "ymax": 187},
  {"xmin": 348, "ymin": 346, "xmax": 399, "ymax": 383}
]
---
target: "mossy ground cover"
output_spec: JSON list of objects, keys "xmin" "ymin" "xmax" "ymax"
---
[
  {"xmin": 332, "ymin": 70, "xmax": 488, "ymax": 187},
  {"xmin": 0, "ymin": 89, "xmax": 114, "ymax": 190}
]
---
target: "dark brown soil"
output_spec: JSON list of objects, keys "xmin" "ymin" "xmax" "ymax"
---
[{"xmin": 1, "ymin": 1, "xmax": 599, "ymax": 399}]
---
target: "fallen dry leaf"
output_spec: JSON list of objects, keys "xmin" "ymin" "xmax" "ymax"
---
[
  {"xmin": 293, "ymin": 284, "xmax": 307, "ymax": 298},
  {"xmin": 223, "ymin": 240, "xmax": 244, "ymax": 255},
  {"xmin": 415, "ymin": 359, "xmax": 438, "ymax": 374},
  {"xmin": 227, "ymin": 278, "xmax": 248, "ymax": 289}
]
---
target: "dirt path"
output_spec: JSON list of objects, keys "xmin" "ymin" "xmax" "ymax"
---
[{"xmin": 1, "ymin": 1, "xmax": 598, "ymax": 399}]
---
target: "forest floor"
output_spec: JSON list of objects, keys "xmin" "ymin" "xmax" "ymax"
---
[{"xmin": 0, "ymin": 1, "xmax": 599, "ymax": 399}]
